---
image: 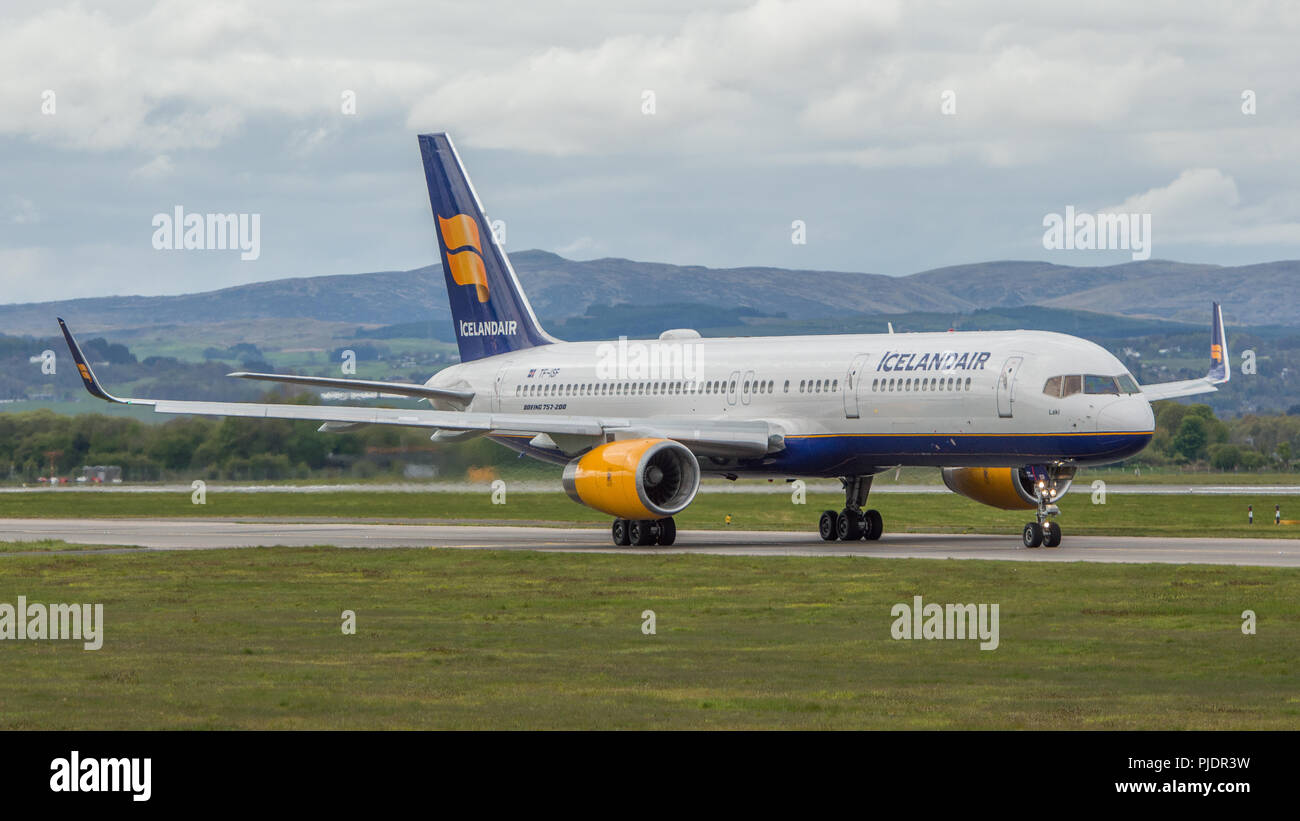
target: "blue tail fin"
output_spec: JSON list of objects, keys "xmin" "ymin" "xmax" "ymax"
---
[{"xmin": 418, "ymin": 133, "xmax": 555, "ymax": 362}]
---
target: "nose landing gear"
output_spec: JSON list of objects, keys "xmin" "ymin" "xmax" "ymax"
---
[{"xmin": 1021, "ymin": 464, "xmax": 1070, "ymax": 548}]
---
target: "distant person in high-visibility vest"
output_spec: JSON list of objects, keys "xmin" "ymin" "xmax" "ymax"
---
[
  {"xmin": 1248, "ymin": 505, "xmax": 1253, "ymax": 525},
  {"xmin": 1276, "ymin": 504, "xmax": 1282, "ymax": 525},
  {"xmin": 724, "ymin": 514, "xmax": 733, "ymax": 526}
]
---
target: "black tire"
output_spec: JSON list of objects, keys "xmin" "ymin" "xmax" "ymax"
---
[
  {"xmin": 836, "ymin": 510, "xmax": 863, "ymax": 540},
  {"xmin": 657, "ymin": 517, "xmax": 676, "ymax": 546},
  {"xmin": 1042, "ymin": 521, "xmax": 1062, "ymax": 548},
  {"xmin": 863, "ymin": 509, "xmax": 883, "ymax": 541},
  {"xmin": 818, "ymin": 510, "xmax": 838, "ymax": 541},
  {"xmin": 1022, "ymin": 522, "xmax": 1043, "ymax": 548},
  {"xmin": 630, "ymin": 520, "xmax": 655, "ymax": 546},
  {"xmin": 612, "ymin": 519, "xmax": 631, "ymax": 546}
]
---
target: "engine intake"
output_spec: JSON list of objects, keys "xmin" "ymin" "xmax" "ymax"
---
[
  {"xmin": 941, "ymin": 466, "xmax": 1073, "ymax": 510},
  {"xmin": 562, "ymin": 438, "xmax": 700, "ymax": 519}
]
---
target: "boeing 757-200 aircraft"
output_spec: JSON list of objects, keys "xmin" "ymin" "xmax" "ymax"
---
[{"xmin": 60, "ymin": 133, "xmax": 1231, "ymax": 548}]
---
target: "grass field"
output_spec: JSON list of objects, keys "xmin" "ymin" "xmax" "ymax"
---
[
  {"xmin": 1, "ymin": 547, "xmax": 1295, "ymax": 729},
  {"xmin": 4, "ymin": 489, "xmax": 1298, "ymax": 538},
  {"xmin": 0, "ymin": 539, "xmax": 113, "ymax": 553}
]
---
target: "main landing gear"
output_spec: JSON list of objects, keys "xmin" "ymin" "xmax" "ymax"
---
[
  {"xmin": 1021, "ymin": 464, "xmax": 1069, "ymax": 548},
  {"xmin": 818, "ymin": 475, "xmax": 884, "ymax": 542},
  {"xmin": 612, "ymin": 517, "xmax": 676, "ymax": 547}
]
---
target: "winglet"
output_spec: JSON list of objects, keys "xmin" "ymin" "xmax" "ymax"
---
[
  {"xmin": 1207, "ymin": 302, "xmax": 1230, "ymax": 385},
  {"xmin": 57, "ymin": 318, "xmax": 126, "ymax": 403}
]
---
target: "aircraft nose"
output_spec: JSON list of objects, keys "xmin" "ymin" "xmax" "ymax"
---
[{"xmin": 1097, "ymin": 396, "xmax": 1155, "ymax": 432}]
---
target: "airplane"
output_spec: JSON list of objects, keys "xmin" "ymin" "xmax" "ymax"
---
[{"xmin": 58, "ymin": 132, "xmax": 1231, "ymax": 549}]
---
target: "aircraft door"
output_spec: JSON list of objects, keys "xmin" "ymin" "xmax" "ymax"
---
[
  {"xmin": 996, "ymin": 355, "xmax": 1023, "ymax": 418},
  {"xmin": 844, "ymin": 353, "xmax": 871, "ymax": 418},
  {"xmin": 494, "ymin": 362, "xmax": 513, "ymax": 412},
  {"xmin": 741, "ymin": 370, "xmax": 755, "ymax": 405},
  {"xmin": 726, "ymin": 370, "xmax": 740, "ymax": 405}
]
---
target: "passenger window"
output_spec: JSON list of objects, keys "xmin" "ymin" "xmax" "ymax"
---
[
  {"xmin": 964, "ymin": 377, "xmax": 971, "ymax": 390},
  {"xmin": 784, "ymin": 380, "xmax": 790, "ymax": 393}
]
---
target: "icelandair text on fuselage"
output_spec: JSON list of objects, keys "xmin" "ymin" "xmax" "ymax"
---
[
  {"xmin": 460, "ymin": 320, "xmax": 518, "ymax": 337},
  {"xmin": 877, "ymin": 350, "xmax": 991, "ymax": 373}
]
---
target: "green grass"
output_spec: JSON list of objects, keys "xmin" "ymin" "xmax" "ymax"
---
[
  {"xmin": 4, "ymin": 490, "xmax": 1299, "ymax": 538},
  {"xmin": 0, "ymin": 548, "xmax": 1295, "ymax": 729},
  {"xmin": 0, "ymin": 539, "xmax": 114, "ymax": 553}
]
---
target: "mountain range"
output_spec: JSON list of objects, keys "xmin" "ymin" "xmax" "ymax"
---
[{"xmin": 1, "ymin": 252, "xmax": 1295, "ymax": 338}]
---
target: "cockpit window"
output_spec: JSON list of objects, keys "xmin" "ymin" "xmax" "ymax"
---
[
  {"xmin": 1043, "ymin": 373, "xmax": 1140, "ymax": 397},
  {"xmin": 1084, "ymin": 374, "xmax": 1119, "ymax": 395}
]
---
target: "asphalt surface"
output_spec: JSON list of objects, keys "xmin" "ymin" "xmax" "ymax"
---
[
  {"xmin": 2, "ymin": 518, "xmax": 1298, "ymax": 566},
  {"xmin": 5, "ymin": 482, "xmax": 1300, "ymax": 495}
]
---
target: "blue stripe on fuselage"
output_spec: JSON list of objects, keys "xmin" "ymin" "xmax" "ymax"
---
[{"xmin": 490, "ymin": 431, "xmax": 1153, "ymax": 476}]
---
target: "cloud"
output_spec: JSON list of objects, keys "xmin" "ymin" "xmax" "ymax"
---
[
  {"xmin": 1, "ymin": 0, "xmax": 1298, "ymax": 304},
  {"xmin": 1104, "ymin": 168, "xmax": 1300, "ymax": 246},
  {"xmin": 6, "ymin": 196, "xmax": 40, "ymax": 224},
  {"xmin": 130, "ymin": 155, "xmax": 175, "ymax": 180},
  {"xmin": 555, "ymin": 236, "xmax": 599, "ymax": 257}
]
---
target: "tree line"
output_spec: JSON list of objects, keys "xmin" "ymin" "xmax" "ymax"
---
[{"xmin": 1, "ymin": 399, "xmax": 1296, "ymax": 483}]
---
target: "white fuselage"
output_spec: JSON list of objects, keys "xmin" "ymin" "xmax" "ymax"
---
[{"xmin": 427, "ymin": 329, "xmax": 1155, "ymax": 477}]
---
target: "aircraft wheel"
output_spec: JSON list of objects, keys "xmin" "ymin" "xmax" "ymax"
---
[
  {"xmin": 863, "ymin": 509, "xmax": 883, "ymax": 541},
  {"xmin": 630, "ymin": 519, "xmax": 655, "ymax": 546},
  {"xmin": 1042, "ymin": 521, "xmax": 1062, "ymax": 548},
  {"xmin": 612, "ymin": 518, "xmax": 631, "ymax": 546},
  {"xmin": 818, "ymin": 510, "xmax": 838, "ymax": 541},
  {"xmin": 1022, "ymin": 522, "xmax": 1043, "ymax": 548},
  {"xmin": 657, "ymin": 517, "xmax": 676, "ymax": 546},
  {"xmin": 836, "ymin": 510, "xmax": 864, "ymax": 541}
]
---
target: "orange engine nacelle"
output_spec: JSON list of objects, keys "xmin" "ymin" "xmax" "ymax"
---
[
  {"xmin": 562, "ymin": 438, "xmax": 700, "ymax": 520},
  {"xmin": 940, "ymin": 467, "xmax": 1073, "ymax": 510}
]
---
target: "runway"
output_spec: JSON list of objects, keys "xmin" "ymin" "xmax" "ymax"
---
[
  {"xmin": 4, "ymin": 482, "xmax": 1299, "ymax": 495},
  {"xmin": 3, "ymin": 518, "xmax": 1299, "ymax": 566}
]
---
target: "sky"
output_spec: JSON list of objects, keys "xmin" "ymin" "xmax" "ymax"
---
[{"xmin": 1, "ymin": 0, "xmax": 1298, "ymax": 305}]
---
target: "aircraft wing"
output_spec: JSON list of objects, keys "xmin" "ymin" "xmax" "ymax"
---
[
  {"xmin": 58, "ymin": 319, "xmax": 780, "ymax": 457},
  {"xmin": 1138, "ymin": 302, "xmax": 1231, "ymax": 402},
  {"xmin": 226, "ymin": 371, "xmax": 474, "ymax": 406}
]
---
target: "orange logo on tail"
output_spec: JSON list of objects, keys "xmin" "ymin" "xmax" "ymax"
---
[
  {"xmin": 1211, "ymin": 343, "xmax": 1223, "ymax": 362},
  {"xmin": 437, "ymin": 214, "xmax": 489, "ymax": 302}
]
